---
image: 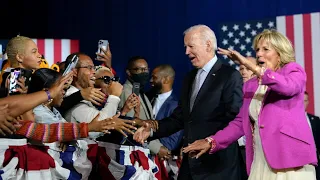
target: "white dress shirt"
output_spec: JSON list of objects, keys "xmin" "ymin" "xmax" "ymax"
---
[
  {"xmin": 152, "ymin": 90, "xmax": 172, "ymax": 118},
  {"xmin": 195, "ymin": 55, "xmax": 218, "ymax": 90}
]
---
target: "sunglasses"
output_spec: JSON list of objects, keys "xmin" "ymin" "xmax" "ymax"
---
[{"xmin": 98, "ymin": 76, "xmax": 120, "ymax": 84}]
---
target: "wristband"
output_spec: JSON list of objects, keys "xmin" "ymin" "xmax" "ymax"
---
[{"xmin": 45, "ymin": 90, "xmax": 53, "ymax": 102}]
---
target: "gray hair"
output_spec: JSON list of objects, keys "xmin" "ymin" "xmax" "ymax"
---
[{"xmin": 183, "ymin": 24, "xmax": 217, "ymax": 51}]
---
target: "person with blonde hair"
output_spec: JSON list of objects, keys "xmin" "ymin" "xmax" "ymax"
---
[
  {"xmin": 183, "ymin": 29, "xmax": 317, "ymax": 179},
  {"xmin": 0, "ymin": 36, "xmax": 42, "ymax": 95},
  {"xmin": 6, "ymin": 36, "xmax": 42, "ymax": 70}
]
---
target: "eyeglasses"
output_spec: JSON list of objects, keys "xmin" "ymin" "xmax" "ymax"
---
[
  {"xmin": 98, "ymin": 76, "xmax": 120, "ymax": 84},
  {"xmin": 129, "ymin": 67, "xmax": 149, "ymax": 73},
  {"xmin": 77, "ymin": 65, "xmax": 95, "ymax": 71}
]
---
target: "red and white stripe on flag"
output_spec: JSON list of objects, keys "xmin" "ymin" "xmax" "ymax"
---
[
  {"xmin": 276, "ymin": 12, "xmax": 320, "ymax": 116},
  {"xmin": 32, "ymin": 39, "xmax": 79, "ymax": 66}
]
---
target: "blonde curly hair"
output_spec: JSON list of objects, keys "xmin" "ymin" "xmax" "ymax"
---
[{"xmin": 253, "ymin": 29, "xmax": 295, "ymax": 67}]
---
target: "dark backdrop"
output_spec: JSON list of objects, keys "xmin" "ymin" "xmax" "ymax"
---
[{"xmin": 1, "ymin": 0, "xmax": 320, "ymax": 93}]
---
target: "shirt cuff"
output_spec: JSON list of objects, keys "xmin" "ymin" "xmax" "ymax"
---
[
  {"xmin": 148, "ymin": 140, "xmax": 162, "ymax": 154},
  {"xmin": 79, "ymin": 123, "xmax": 89, "ymax": 138},
  {"xmin": 107, "ymin": 95, "xmax": 121, "ymax": 104}
]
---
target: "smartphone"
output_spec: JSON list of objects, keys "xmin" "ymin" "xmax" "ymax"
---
[
  {"xmin": 63, "ymin": 54, "xmax": 79, "ymax": 76},
  {"xmin": 97, "ymin": 40, "xmax": 109, "ymax": 54},
  {"xmin": 132, "ymin": 82, "xmax": 140, "ymax": 96},
  {"xmin": 8, "ymin": 68, "xmax": 21, "ymax": 95}
]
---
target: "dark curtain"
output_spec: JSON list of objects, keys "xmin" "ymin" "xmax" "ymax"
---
[{"xmin": 1, "ymin": 0, "xmax": 320, "ymax": 94}]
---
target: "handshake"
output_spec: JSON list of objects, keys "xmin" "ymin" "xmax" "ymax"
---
[
  {"xmin": 131, "ymin": 118, "xmax": 158, "ymax": 143},
  {"xmin": 100, "ymin": 115, "xmax": 158, "ymax": 144},
  {"xmin": 110, "ymin": 116, "xmax": 211, "ymax": 159}
]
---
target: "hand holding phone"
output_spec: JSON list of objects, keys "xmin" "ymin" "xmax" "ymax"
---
[
  {"xmin": 8, "ymin": 68, "xmax": 32, "ymax": 95},
  {"xmin": 63, "ymin": 54, "xmax": 79, "ymax": 76},
  {"xmin": 97, "ymin": 40, "xmax": 109, "ymax": 54},
  {"xmin": 96, "ymin": 40, "xmax": 112, "ymax": 68},
  {"xmin": 132, "ymin": 82, "xmax": 140, "ymax": 96},
  {"xmin": 8, "ymin": 68, "xmax": 21, "ymax": 95}
]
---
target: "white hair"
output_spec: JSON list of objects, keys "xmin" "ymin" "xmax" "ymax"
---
[{"xmin": 183, "ymin": 24, "xmax": 217, "ymax": 52}]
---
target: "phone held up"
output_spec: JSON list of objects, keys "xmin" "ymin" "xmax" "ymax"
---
[
  {"xmin": 63, "ymin": 54, "xmax": 79, "ymax": 76},
  {"xmin": 132, "ymin": 82, "xmax": 140, "ymax": 96},
  {"xmin": 96, "ymin": 40, "xmax": 108, "ymax": 59},
  {"xmin": 8, "ymin": 68, "xmax": 32, "ymax": 95}
]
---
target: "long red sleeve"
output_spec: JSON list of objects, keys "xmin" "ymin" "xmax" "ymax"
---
[{"xmin": 15, "ymin": 121, "xmax": 89, "ymax": 143}]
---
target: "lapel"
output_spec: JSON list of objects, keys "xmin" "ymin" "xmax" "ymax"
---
[
  {"xmin": 191, "ymin": 59, "xmax": 223, "ymax": 112},
  {"xmin": 139, "ymin": 93, "xmax": 151, "ymax": 119},
  {"xmin": 157, "ymin": 94, "xmax": 174, "ymax": 119},
  {"xmin": 150, "ymin": 95, "xmax": 157, "ymax": 106}
]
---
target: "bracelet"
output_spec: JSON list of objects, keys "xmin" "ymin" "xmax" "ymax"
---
[
  {"xmin": 205, "ymin": 137, "xmax": 213, "ymax": 144},
  {"xmin": 45, "ymin": 90, "xmax": 53, "ymax": 102},
  {"xmin": 205, "ymin": 137, "xmax": 216, "ymax": 152}
]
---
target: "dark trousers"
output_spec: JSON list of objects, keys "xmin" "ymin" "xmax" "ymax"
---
[{"xmin": 177, "ymin": 158, "xmax": 193, "ymax": 180}]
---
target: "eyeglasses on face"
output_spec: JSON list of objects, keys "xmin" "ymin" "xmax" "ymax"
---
[
  {"xmin": 98, "ymin": 76, "xmax": 120, "ymax": 84},
  {"xmin": 77, "ymin": 65, "xmax": 95, "ymax": 71}
]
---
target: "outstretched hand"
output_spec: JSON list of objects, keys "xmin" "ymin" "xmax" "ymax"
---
[
  {"xmin": 182, "ymin": 139, "xmax": 211, "ymax": 159},
  {"xmin": 88, "ymin": 113, "xmax": 114, "ymax": 134},
  {"xmin": 111, "ymin": 113, "xmax": 137, "ymax": 137},
  {"xmin": 217, "ymin": 48, "xmax": 247, "ymax": 65},
  {"xmin": 133, "ymin": 122, "xmax": 151, "ymax": 144},
  {"xmin": 133, "ymin": 118, "xmax": 158, "ymax": 131}
]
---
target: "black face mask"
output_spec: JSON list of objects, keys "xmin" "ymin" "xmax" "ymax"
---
[{"xmin": 130, "ymin": 72, "xmax": 149, "ymax": 88}]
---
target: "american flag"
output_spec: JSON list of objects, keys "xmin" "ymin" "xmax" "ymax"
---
[
  {"xmin": 32, "ymin": 39, "xmax": 79, "ymax": 66},
  {"xmin": 219, "ymin": 12, "xmax": 320, "ymax": 116}
]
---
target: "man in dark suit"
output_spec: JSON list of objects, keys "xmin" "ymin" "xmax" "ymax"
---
[
  {"xmin": 149, "ymin": 64, "xmax": 183, "ymax": 179},
  {"xmin": 305, "ymin": 91, "xmax": 320, "ymax": 179},
  {"xmin": 133, "ymin": 25, "xmax": 243, "ymax": 180},
  {"xmin": 149, "ymin": 64, "xmax": 183, "ymax": 159}
]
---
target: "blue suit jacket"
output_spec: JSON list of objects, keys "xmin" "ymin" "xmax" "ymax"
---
[{"xmin": 156, "ymin": 93, "xmax": 183, "ymax": 151}]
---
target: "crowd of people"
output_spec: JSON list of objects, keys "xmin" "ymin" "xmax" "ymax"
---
[{"xmin": 0, "ymin": 24, "xmax": 319, "ymax": 180}]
